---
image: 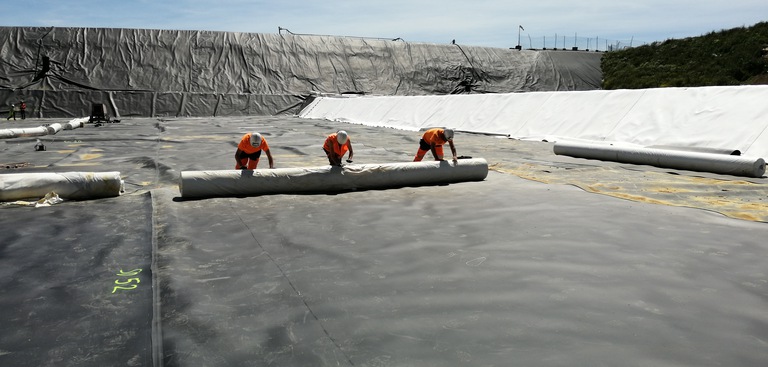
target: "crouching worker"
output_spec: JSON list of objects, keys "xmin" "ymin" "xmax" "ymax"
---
[
  {"xmin": 235, "ymin": 132, "xmax": 274, "ymax": 169},
  {"xmin": 323, "ymin": 130, "xmax": 353, "ymax": 166},
  {"xmin": 413, "ymin": 128, "xmax": 457, "ymax": 162}
]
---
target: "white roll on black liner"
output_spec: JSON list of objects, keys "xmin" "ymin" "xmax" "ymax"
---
[
  {"xmin": 179, "ymin": 159, "xmax": 489, "ymax": 198},
  {"xmin": 554, "ymin": 141, "xmax": 765, "ymax": 178}
]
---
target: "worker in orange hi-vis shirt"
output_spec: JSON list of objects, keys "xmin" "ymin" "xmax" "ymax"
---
[
  {"xmin": 413, "ymin": 128, "xmax": 457, "ymax": 162},
  {"xmin": 323, "ymin": 130, "xmax": 354, "ymax": 166},
  {"xmin": 234, "ymin": 132, "xmax": 274, "ymax": 169}
]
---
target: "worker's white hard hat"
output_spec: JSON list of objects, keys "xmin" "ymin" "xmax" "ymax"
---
[
  {"xmin": 336, "ymin": 130, "xmax": 349, "ymax": 144},
  {"xmin": 250, "ymin": 132, "xmax": 263, "ymax": 147},
  {"xmin": 443, "ymin": 128, "xmax": 454, "ymax": 140}
]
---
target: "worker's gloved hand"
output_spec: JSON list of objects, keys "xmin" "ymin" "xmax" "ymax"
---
[{"xmin": 239, "ymin": 166, "xmax": 248, "ymax": 170}]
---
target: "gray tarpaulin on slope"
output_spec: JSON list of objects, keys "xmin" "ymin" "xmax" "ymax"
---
[
  {"xmin": 553, "ymin": 141, "xmax": 766, "ymax": 178},
  {"xmin": 0, "ymin": 27, "xmax": 602, "ymax": 118},
  {"xmin": 179, "ymin": 159, "xmax": 488, "ymax": 198}
]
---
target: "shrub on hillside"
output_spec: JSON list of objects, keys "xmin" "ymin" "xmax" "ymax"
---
[{"xmin": 601, "ymin": 22, "xmax": 768, "ymax": 89}]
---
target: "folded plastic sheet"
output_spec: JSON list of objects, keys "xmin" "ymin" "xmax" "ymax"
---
[
  {"xmin": 179, "ymin": 159, "xmax": 489, "ymax": 198},
  {"xmin": 6, "ymin": 191, "xmax": 64, "ymax": 207},
  {"xmin": 0, "ymin": 172, "xmax": 124, "ymax": 200},
  {"xmin": 553, "ymin": 141, "xmax": 766, "ymax": 178}
]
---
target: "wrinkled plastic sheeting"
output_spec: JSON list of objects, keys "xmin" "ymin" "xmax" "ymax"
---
[
  {"xmin": 179, "ymin": 159, "xmax": 489, "ymax": 198},
  {"xmin": 0, "ymin": 27, "xmax": 602, "ymax": 118},
  {"xmin": 0, "ymin": 172, "xmax": 124, "ymax": 201},
  {"xmin": 553, "ymin": 141, "xmax": 766, "ymax": 178},
  {"xmin": 0, "ymin": 27, "xmax": 602, "ymax": 95}
]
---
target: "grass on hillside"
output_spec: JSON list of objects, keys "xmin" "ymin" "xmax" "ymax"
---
[{"xmin": 601, "ymin": 21, "xmax": 768, "ymax": 89}]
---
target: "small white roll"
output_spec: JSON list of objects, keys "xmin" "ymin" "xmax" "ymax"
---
[
  {"xmin": 46, "ymin": 123, "xmax": 63, "ymax": 135},
  {"xmin": 554, "ymin": 141, "xmax": 765, "ymax": 178}
]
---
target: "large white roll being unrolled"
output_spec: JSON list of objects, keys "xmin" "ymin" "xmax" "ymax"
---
[
  {"xmin": 553, "ymin": 141, "xmax": 765, "ymax": 178},
  {"xmin": 0, "ymin": 172, "xmax": 124, "ymax": 201},
  {"xmin": 179, "ymin": 158, "xmax": 489, "ymax": 198}
]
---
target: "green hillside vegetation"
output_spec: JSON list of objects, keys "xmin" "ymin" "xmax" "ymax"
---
[{"xmin": 601, "ymin": 22, "xmax": 768, "ymax": 89}]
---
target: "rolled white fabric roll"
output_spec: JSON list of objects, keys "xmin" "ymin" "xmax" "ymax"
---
[
  {"xmin": 7, "ymin": 126, "xmax": 48, "ymax": 138},
  {"xmin": 554, "ymin": 141, "xmax": 765, "ymax": 178},
  {"xmin": 64, "ymin": 117, "xmax": 87, "ymax": 130},
  {"xmin": 0, "ymin": 129, "xmax": 15, "ymax": 139},
  {"xmin": 179, "ymin": 158, "xmax": 489, "ymax": 198},
  {"xmin": 0, "ymin": 172, "xmax": 124, "ymax": 201},
  {"xmin": 46, "ymin": 123, "xmax": 63, "ymax": 135}
]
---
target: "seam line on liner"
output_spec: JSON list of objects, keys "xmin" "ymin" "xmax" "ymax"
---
[{"xmin": 229, "ymin": 201, "xmax": 356, "ymax": 366}]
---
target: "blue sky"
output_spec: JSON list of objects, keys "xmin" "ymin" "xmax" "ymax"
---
[{"xmin": 9, "ymin": 0, "xmax": 768, "ymax": 49}]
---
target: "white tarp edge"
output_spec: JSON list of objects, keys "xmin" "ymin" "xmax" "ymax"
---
[
  {"xmin": 180, "ymin": 159, "xmax": 489, "ymax": 198},
  {"xmin": 553, "ymin": 141, "xmax": 766, "ymax": 178},
  {"xmin": 0, "ymin": 172, "xmax": 124, "ymax": 201},
  {"xmin": 298, "ymin": 85, "xmax": 768, "ymax": 160}
]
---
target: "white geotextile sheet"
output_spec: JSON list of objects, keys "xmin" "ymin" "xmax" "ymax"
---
[
  {"xmin": 553, "ymin": 141, "xmax": 766, "ymax": 178},
  {"xmin": 180, "ymin": 159, "xmax": 489, "ymax": 198},
  {"xmin": 0, "ymin": 172, "xmax": 124, "ymax": 201},
  {"xmin": 299, "ymin": 85, "xmax": 768, "ymax": 159}
]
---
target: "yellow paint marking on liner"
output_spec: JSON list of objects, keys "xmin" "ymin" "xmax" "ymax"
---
[
  {"xmin": 79, "ymin": 153, "xmax": 103, "ymax": 160},
  {"xmin": 490, "ymin": 163, "xmax": 768, "ymax": 223}
]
